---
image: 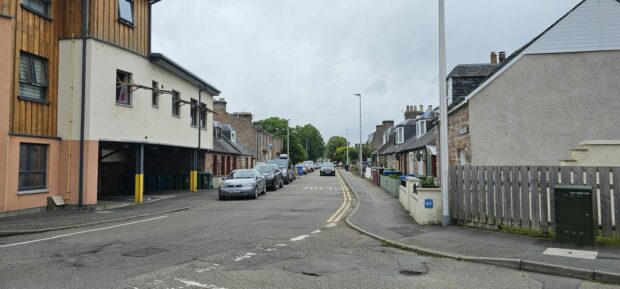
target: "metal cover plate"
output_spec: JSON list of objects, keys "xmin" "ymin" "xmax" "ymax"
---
[
  {"xmin": 542, "ymin": 247, "xmax": 598, "ymax": 260},
  {"xmin": 122, "ymin": 247, "xmax": 169, "ymax": 258}
]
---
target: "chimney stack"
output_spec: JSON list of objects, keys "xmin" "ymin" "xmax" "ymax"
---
[
  {"xmin": 419, "ymin": 105, "xmax": 423, "ymax": 112},
  {"xmin": 499, "ymin": 51, "xmax": 506, "ymax": 63},
  {"xmin": 427, "ymin": 105, "xmax": 432, "ymax": 112},
  {"xmin": 234, "ymin": 112, "xmax": 253, "ymax": 123},
  {"xmin": 213, "ymin": 98, "xmax": 227, "ymax": 113},
  {"xmin": 490, "ymin": 51, "xmax": 498, "ymax": 64}
]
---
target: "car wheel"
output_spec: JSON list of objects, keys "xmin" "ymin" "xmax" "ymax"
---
[
  {"xmin": 260, "ymin": 185, "xmax": 266, "ymax": 195},
  {"xmin": 251, "ymin": 188, "xmax": 258, "ymax": 199},
  {"xmin": 279, "ymin": 178, "xmax": 284, "ymax": 188},
  {"xmin": 263, "ymin": 185, "xmax": 267, "ymax": 194},
  {"xmin": 273, "ymin": 181, "xmax": 278, "ymax": 191},
  {"xmin": 219, "ymin": 194, "xmax": 225, "ymax": 200}
]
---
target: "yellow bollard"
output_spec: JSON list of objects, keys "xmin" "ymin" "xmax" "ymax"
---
[{"xmin": 134, "ymin": 173, "xmax": 144, "ymax": 204}]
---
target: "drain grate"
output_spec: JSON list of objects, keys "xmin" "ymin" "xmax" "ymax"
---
[{"xmin": 122, "ymin": 247, "xmax": 168, "ymax": 258}]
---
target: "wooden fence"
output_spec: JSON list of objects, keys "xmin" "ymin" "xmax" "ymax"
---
[{"xmin": 449, "ymin": 166, "xmax": 619, "ymax": 238}]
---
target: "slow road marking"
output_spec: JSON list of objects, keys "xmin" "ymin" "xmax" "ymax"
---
[
  {"xmin": 290, "ymin": 235, "xmax": 310, "ymax": 241},
  {"xmin": 0, "ymin": 215, "xmax": 168, "ymax": 249}
]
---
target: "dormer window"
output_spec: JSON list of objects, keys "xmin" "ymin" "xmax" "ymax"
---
[
  {"xmin": 396, "ymin": 127, "xmax": 404, "ymax": 144},
  {"xmin": 416, "ymin": 120, "xmax": 427, "ymax": 138},
  {"xmin": 118, "ymin": 0, "xmax": 134, "ymax": 26},
  {"xmin": 383, "ymin": 131, "xmax": 389, "ymax": 145},
  {"xmin": 231, "ymin": 131, "xmax": 237, "ymax": 142},
  {"xmin": 216, "ymin": 127, "xmax": 222, "ymax": 140}
]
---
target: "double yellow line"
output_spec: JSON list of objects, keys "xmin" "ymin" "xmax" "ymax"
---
[{"xmin": 326, "ymin": 171, "xmax": 352, "ymax": 223}]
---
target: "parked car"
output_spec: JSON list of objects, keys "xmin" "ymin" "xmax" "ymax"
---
[
  {"xmin": 304, "ymin": 161, "xmax": 314, "ymax": 172},
  {"xmin": 320, "ymin": 162, "xmax": 335, "ymax": 176},
  {"xmin": 254, "ymin": 164, "xmax": 284, "ymax": 191},
  {"xmin": 219, "ymin": 169, "xmax": 266, "ymax": 200},
  {"xmin": 266, "ymin": 158, "xmax": 294, "ymax": 184}
]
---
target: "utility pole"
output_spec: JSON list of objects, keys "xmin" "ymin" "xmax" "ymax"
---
[
  {"xmin": 305, "ymin": 138, "xmax": 308, "ymax": 160},
  {"xmin": 438, "ymin": 0, "xmax": 450, "ymax": 226},
  {"xmin": 355, "ymin": 93, "xmax": 362, "ymax": 177}
]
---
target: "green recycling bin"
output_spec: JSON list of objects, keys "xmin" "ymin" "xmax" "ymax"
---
[
  {"xmin": 198, "ymin": 172, "xmax": 213, "ymax": 190},
  {"xmin": 554, "ymin": 185, "xmax": 595, "ymax": 247}
]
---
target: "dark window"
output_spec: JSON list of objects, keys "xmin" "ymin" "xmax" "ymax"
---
[
  {"xmin": 216, "ymin": 127, "xmax": 222, "ymax": 140},
  {"xmin": 21, "ymin": 0, "xmax": 50, "ymax": 17},
  {"xmin": 116, "ymin": 70, "xmax": 132, "ymax": 105},
  {"xmin": 18, "ymin": 143, "xmax": 47, "ymax": 191},
  {"xmin": 199, "ymin": 103, "xmax": 207, "ymax": 128},
  {"xmin": 19, "ymin": 52, "xmax": 48, "ymax": 101},
  {"xmin": 151, "ymin": 81, "xmax": 159, "ymax": 107},
  {"xmin": 190, "ymin": 99, "xmax": 198, "ymax": 126},
  {"xmin": 171, "ymin": 90, "xmax": 180, "ymax": 116},
  {"xmin": 118, "ymin": 0, "xmax": 134, "ymax": 25}
]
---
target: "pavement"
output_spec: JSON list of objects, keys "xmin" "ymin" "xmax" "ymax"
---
[
  {"xmin": 0, "ymin": 190, "xmax": 217, "ymax": 236},
  {"xmin": 338, "ymin": 169, "xmax": 620, "ymax": 285}
]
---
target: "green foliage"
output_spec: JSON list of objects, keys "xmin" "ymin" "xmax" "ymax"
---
[
  {"xmin": 325, "ymin": 136, "xmax": 347, "ymax": 160},
  {"xmin": 256, "ymin": 117, "xmax": 306, "ymax": 164},
  {"xmin": 420, "ymin": 177, "xmax": 438, "ymax": 188},
  {"xmin": 292, "ymin": 124, "xmax": 325, "ymax": 161}
]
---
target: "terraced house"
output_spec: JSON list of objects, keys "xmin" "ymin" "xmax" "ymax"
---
[{"xmin": 0, "ymin": 0, "xmax": 220, "ymax": 215}]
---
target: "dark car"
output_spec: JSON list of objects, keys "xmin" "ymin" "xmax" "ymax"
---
[
  {"xmin": 254, "ymin": 164, "xmax": 284, "ymax": 191},
  {"xmin": 266, "ymin": 158, "xmax": 294, "ymax": 184},
  {"xmin": 320, "ymin": 162, "xmax": 335, "ymax": 176},
  {"xmin": 219, "ymin": 169, "xmax": 266, "ymax": 200}
]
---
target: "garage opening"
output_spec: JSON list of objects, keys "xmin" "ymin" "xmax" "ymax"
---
[{"xmin": 98, "ymin": 141, "xmax": 202, "ymax": 199}]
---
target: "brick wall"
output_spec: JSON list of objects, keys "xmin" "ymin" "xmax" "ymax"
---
[{"xmin": 213, "ymin": 99, "xmax": 283, "ymax": 162}]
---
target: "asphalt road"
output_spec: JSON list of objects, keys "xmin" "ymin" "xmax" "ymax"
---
[{"xmin": 0, "ymin": 172, "xmax": 616, "ymax": 289}]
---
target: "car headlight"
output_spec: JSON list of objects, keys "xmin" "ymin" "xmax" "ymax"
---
[{"xmin": 243, "ymin": 183, "xmax": 254, "ymax": 188}]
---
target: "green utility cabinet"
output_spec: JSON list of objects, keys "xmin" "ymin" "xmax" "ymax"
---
[{"xmin": 554, "ymin": 185, "xmax": 595, "ymax": 247}]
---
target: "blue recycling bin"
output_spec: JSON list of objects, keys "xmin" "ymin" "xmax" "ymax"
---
[{"xmin": 295, "ymin": 165, "xmax": 305, "ymax": 175}]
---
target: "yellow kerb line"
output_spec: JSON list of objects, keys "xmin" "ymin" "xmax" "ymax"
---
[{"xmin": 326, "ymin": 171, "xmax": 351, "ymax": 223}]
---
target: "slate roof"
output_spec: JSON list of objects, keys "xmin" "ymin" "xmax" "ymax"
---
[
  {"xmin": 397, "ymin": 119, "xmax": 417, "ymax": 126},
  {"xmin": 447, "ymin": 64, "xmax": 498, "ymax": 78},
  {"xmin": 398, "ymin": 126, "xmax": 437, "ymax": 152},
  {"xmin": 212, "ymin": 122, "xmax": 252, "ymax": 156}
]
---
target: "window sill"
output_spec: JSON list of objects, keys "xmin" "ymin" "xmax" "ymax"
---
[
  {"xmin": 116, "ymin": 102, "xmax": 133, "ymax": 108},
  {"xmin": 152, "ymin": 104, "xmax": 159, "ymax": 109},
  {"xmin": 118, "ymin": 18, "xmax": 135, "ymax": 28},
  {"xmin": 20, "ymin": 4, "xmax": 53, "ymax": 21},
  {"xmin": 18, "ymin": 96, "xmax": 49, "ymax": 105},
  {"xmin": 172, "ymin": 114, "xmax": 181, "ymax": 119},
  {"xmin": 18, "ymin": 188, "xmax": 49, "ymax": 195}
]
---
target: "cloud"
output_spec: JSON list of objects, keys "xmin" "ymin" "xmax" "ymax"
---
[{"xmin": 152, "ymin": 0, "xmax": 582, "ymax": 144}]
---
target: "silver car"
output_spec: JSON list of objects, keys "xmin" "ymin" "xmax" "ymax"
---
[{"xmin": 219, "ymin": 169, "xmax": 266, "ymax": 200}]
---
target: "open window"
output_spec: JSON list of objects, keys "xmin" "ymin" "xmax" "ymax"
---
[
  {"xmin": 116, "ymin": 70, "xmax": 132, "ymax": 105},
  {"xmin": 118, "ymin": 0, "xmax": 134, "ymax": 26},
  {"xmin": 19, "ymin": 52, "xmax": 48, "ymax": 102}
]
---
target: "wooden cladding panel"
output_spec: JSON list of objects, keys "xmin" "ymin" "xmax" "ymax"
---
[
  {"xmin": 89, "ymin": 0, "xmax": 149, "ymax": 56},
  {"xmin": 10, "ymin": 1, "xmax": 59, "ymax": 137}
]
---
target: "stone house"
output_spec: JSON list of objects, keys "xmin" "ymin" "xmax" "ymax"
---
[
  {"xmin": 443, "ymin": 0, "xmax": 620, "ymax": 166},
  {"xmin": 369, "ymin": 120, "xmax": 394, "ymax": 166},
  {"xmin": 205, "ymin": 121, "xmax": 253, "ymax": 188},
  {"xmin": 213, "ymin": 98, "xmax": 283, "ymax": 163},
  {"xmin": 377, "ymin": 105, "xmax": 429, "ymax": 170}
]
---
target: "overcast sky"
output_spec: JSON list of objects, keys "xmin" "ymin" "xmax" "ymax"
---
[{"xmin": 152, "ymin": 0, "xmax": 582, "ymax": 144}]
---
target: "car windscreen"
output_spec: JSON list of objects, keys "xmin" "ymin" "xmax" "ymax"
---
[
  {"xmin": 322, "ymin": 163, "xmax": 334, "ymax": 168},
  {"xmin": 227, "ymin": 170, "xmax": 254, "ymax": 179},
  {"xmin": 255, "ymin": 165, "xmax": 274, "ymax": 173},
  {"xmin": 267, "ymin": 159, "xmax": 288, "ymax": 168}
]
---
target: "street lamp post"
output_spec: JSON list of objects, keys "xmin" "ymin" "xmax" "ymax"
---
[
  {"xmin": 286, "ymin": 119, "xmax": 290, "ymax": 156},
  {"xmin": 355, "ymin": 93, "xmax": 362, "ymax": 177},
  {"xmin": 438, "ymin": 0, "xmax": 450, "ymax": 226}
]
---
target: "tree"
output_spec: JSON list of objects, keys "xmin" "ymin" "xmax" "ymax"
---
[
  {"xmin": 324, "ymin": 136, "xmax": 347, "ymax": 161},
  {"xmin": 292, "ymin": 124, "xmax": 325, "ymax": 161},
  {"xmin": 255, "ymin": 117, "xmax": 308, "ymax": 164}
]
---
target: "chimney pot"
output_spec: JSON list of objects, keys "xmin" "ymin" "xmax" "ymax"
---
[
  {"xmin": 427, "ymin": 105, "xmax": 432, "ymax": 112},
  {"xmin": 419, "ymin": 105, "xmax": 423, "ymax": 112},
  {"xmin": 499, "ymin": 51, "xmax": 506, "ymax": 63},
  {"xmin": 490, "ymin": 51, "xmax": 498, "ymax": 64}
]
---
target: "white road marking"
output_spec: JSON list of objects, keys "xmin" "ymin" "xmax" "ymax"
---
[
  {"xmin": 0, "ymin": 215, "xmax": 169, "ymax": 249},
  {"xmin": 266, "ymin": 248, "xmax": 277, "ymax": 252},
  {"xmin": 542, "ymin": 248, "xmax": 598, "ymax": 259},
  {"xmin": 290, "ymin": 235, "xmax": 310, "ymax": 241},
  {"xmin": 174, "ymin": 278, "xmax": 227, "ymax": 289},
  {"xmin": 325, "ymin": 223, "xmax": 337, "ymax": 228},
  {"xmin": 275, "ymin": 244, "xmax": 287, "ymax": 247},
  {"xmin": 310, "ymin": 229, "xmax": 321, "ymax": 234},
  {"xmin": 233, "ymin": 252, "xmax": 256, "ymax": 262}
]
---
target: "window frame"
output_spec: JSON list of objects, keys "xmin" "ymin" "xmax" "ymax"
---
[
  {"xmin": 416, "ymin": 120, "xmax": 427, "ymax": 138},
  {"xmin": 151, "ymin": 80, "xmax": 159, "ymax": 107},
  {"xmin": 117, "ymin": 0, "xmax": 135, "ymax": 27},
  {"xmin": 115, "ymin": 70, "xmax": 132, "ymax": 106},
  {"xmin": 21, "ymin": 0, "xmax": 52, "ymax": 20},
  {"xmin": 396, "ymin": 127, "xmax": 404, "ymax": 144},
  {"xmin": 18, "ymin": 143, "xmax": 48, "ymax": 192},
  {"xmin": 171, "ymin": 90, "xmax": 180, "ymax": 117},
  {"xmin": 18, "ymin": 51, "xmax": 49, "ymax": 103},
  {"xmin": 190, "ymin": 98, "xmax": 198, "ymax": 127},
  {"xmin": 199, "ymin": 102, "xmax": 207, "ymax": 129},
  {"xmin": 231, "ymin": 131, "xmax": 237, "ymax": 142}
]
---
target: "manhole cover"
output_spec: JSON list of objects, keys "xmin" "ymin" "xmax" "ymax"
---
[{"xmin": 122, "ymin": 247, "xmax": 168, "ymax": 258}]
